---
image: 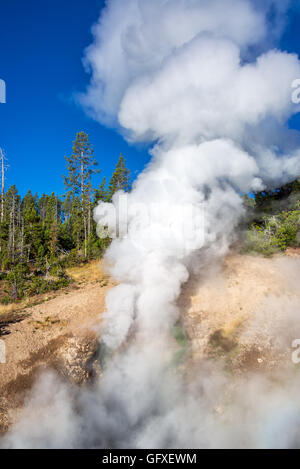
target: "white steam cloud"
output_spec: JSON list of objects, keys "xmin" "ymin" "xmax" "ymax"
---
[
  {"xmin": 3, "ymin": 0, "xmax": 300, "ymax": 448},
  {"xmin": 87, "ymin": 0, "xmax": 300, "ymax": 349}
]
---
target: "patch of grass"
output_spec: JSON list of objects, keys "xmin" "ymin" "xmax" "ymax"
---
[
  {"xmin": 170, "ymin": 323, "xmax": 190, "ymax": 367},
  {"xmin": 30, "ymin": 316, "xmax": 67, "ymax": 331},
  {"xmin": 0, "ymin": 311, "xmax": 27, "ymax": 336},
  {"xmin": 0, "ymin": 301, "xmax": 27, "ymax": 316},
  {"xmin": 67, "ymin": 260, "xmax": 106, "ymax": 284},
  {"xmin": 172, "ymin": 324, "xmax": 189, "ymax": 348}
]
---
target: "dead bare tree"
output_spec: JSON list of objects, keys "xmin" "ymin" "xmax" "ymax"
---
[
  {"xmin": 9, "ymin": 194, "xmax": 15, "ymax": 262},
  {"xmin": 0, "ymin": 148, "xmax": 5, "ymax": 223}
]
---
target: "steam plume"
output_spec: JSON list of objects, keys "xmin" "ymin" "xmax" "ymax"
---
[
  {"xmin": 3, "ymin": 0, "xmax": 300, "ymax": 449},
  {"xmin": 86, "ymin": 0, "xmax": 300, "ymax": 349}
]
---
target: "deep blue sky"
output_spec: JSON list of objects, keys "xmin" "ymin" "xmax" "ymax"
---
[
  {"xmin": 0, "ymin": 0, "xmax": 299, "ymax": 197},
  {"xmin": 0, "ymin": 0, "xmax": 150, "ymax": 197}
]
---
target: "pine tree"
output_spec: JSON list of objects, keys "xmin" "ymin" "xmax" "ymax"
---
[
  {"xmin": 37, "ymin": 193, "xmax": 48, "ymax": 225},
  {"xmin": 94, "ymin": 177, "xmax": 108, "ymax": 204},
  {"xmin": 3, "ymin": 186, "xmax": 21, "ymax": 264},
  {"xmin": 0, "ymin": 148, "xmax": 7, "ymax": 223},
  {"xmin": 108, "ymin": 154, "xmax": 130, "ymax": 202},
  {"xmin": 0, "ymin": 134, "xmax": 134, "ymax": 302},
  {"xmin": 63, "ymin": 132, "xmax": 100, "ymax": 259},
  {"xmin": 22, "ymin": 190, "xmax": 43, "ymax": 261},
  {"xmin": 43, "ymin": 193, "xmax": 61, "ymax": 255}
]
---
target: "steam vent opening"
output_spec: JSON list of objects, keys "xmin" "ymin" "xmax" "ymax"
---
[{"xmin": 1, "ymin": 0, "xmax": 300, "ymax": 453}]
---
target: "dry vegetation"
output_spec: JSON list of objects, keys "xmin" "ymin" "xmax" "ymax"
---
[
  {"xmin": 0, "ymin": 260, "xmax": 113, "ymax": 433},
  {"xmin": 66, "ymin": 260, "xmax": 110, "ymax": 285}
]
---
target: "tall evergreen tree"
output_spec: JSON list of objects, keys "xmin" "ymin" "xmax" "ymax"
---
[
  {"xmin": 94, "ymin": 176, "xmax": 108, "ymax": 204},
  {"xmin": 0, "ymin": 133, "xmax": 134, "ymax": 302},
  {"xmin": 22, "ymin": 190, "xmax": 42, "ymax": 261},
  {"xmin": 108, "ymin": 154, "xmax": 130, "ymax": 202},
  {"xmin": 63, "ymin": 132, "xmax": 100, "ymax": 258}
]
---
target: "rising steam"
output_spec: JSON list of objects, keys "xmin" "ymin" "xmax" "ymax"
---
[
  {"xmin": 87, "ymin": 0, "xmax": 300, "ymax": 349},
  {"xmin": 3, "ymin": 0, "xmax": 300, "ymax": 449}
]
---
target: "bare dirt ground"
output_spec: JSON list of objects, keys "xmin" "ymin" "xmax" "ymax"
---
[
  {"xmin": 183, "ymin": 249, "xmax": 300, "ymax": 374},
  {"xmin": 1, "ymin": 250, "xmax": 299, "ymax": 434},
  {"xmin": 0, "ymin": 261, "xmax": 114, "ymax": 433}
]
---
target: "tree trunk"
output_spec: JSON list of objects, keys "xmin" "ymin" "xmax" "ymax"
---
[
  {"xmin": 9, "ymin": 196, "xmax": 15, "ymax": 262},
  {"xmin": 88, "ymin": 202, "xmax": 91, "ymax": 237},
  {"xmin": 0, "ymin": 148, "xmax": 4, "ymax": 223},
  {"xmin": 11, "ymin": 196, "xmax": 15, "ymax": 263},
  {"xmin": 84, "ymin": 215, "xmax": 87, "ymax": 259},
  {"xmin": 81, "ymin": 152, "xmax": 87, "ymax": 258},
  {"xmin": 20, "ymin": 218, "xmax": 24, "ymax": 260},
  {"xmin": 10, "ymin": 276, "xmax": 18, "ymax": 301},
  {"xmin": 87, "ymin": 202, "xmax": 91, "ymax": 258}
]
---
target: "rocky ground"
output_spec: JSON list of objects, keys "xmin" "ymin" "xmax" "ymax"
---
[
  {"xmin": 0, "ymin": 261, "xmax": 114, "ymax": 433},
  {"xmin": 183, "ymin": 249, "xmax": 300, "ymax": 374},
  {"xmin": 1, "ymin": 250, "xmax": 299, "ymax": 434}
]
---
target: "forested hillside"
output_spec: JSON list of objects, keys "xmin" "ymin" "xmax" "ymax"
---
[
  {"xmin": 0, "ymin": 127, "xmax": 298, "ymax": 305},
  {"xmin": 0, "ymin": 132, "xmax": 130, "ymax": 303}
]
